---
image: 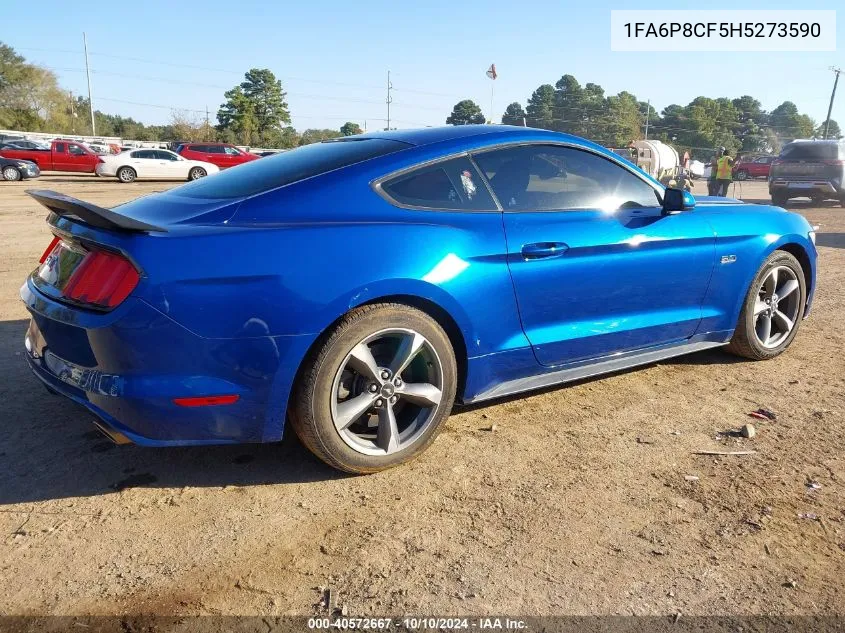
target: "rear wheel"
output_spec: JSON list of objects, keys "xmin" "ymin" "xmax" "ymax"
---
[
  {"xmin": 771, "ymin": 191, "xmax": 789, "ymax": 207},
  {"xmin": 2, "ymin": 166, "xmax": 21, "ymax": 181},
  {"xmin": 736, "ymin": 169, "xmax": 748, "ymax": 181},
  {"xmin": 728, "ymin": 251, "xmax": 806, "ymax": 360},
  {"xmin": 117, "ymin": 166, "xmax": 136, "ymax": 183},
  {"xmin": 188, "ymin": 166, "xmax": 207, "ymax": 181},
  {"xmin": 290, "ymin": 303, "xmax": 457, "ymax": 474},
  {"xmin": 811, "ymin": 195, "xmax": 826, "ymax": 206}
]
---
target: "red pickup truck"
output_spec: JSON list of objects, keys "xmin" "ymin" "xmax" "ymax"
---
[{"xmin": 0, "ymin": 139, "xmax": 102, "ymax": 173}]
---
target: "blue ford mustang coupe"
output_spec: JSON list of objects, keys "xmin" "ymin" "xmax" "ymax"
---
[{"xmin": 21, "ymin": 126, "xmax": 816, "ymax": 473}]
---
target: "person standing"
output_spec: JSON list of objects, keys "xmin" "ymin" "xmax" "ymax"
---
[
  {"xmin": 715, "ymin": 147, "xmax": 735, "ymax": 197},
  {"xmin": 707, "ymin": 153, "xmax": 719, "ymax": 196}
]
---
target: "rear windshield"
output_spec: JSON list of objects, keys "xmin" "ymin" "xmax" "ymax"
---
[
  {"xmin": 174, "ymin": 138, "xmax": 410, "ymax": 198},
  {"xmin": 779, "ymin": 142, "xmax": 842, "ymax": 160}
]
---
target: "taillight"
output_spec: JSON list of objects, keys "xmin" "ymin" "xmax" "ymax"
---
[
  {"xmin": 39, "ymin": 236, "xmax": 139, "ymax": 309},
  {"xmin": 63, "ymin": 249, "xmax": 139, "ymax": 308},
  {"xmin": 39, "ymin": 236, "xmax": 61, "ymax": 263}
]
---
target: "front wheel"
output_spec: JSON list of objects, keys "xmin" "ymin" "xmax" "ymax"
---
[
  {"xmin": 2, "ymin": 166, "xmax": 21, "ymax": 181},
  {"xmin": 117, "ymin": 166, "xmax": 136, "ymax": 183},
  {"xmin": 736, "ymin": 170, "xmax": 748, "ymax": 181},
  {"xmin": 728, "ymin": 251, "xmax": 806, "ymax": 360},
  {"xmin": 188, "ymin": 166, "xmax": 207, "ymax": 181},
  {"xmin": 290, "ymin": 303, "xmax": 457, "ymax": 473}
]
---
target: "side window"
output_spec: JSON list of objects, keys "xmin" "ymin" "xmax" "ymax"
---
[
  {"xmin": 224, "ymin": 146, "xmax": 242, "ymax": 156},
  {"xmin": 68, "ymin": 144, "xmax": 86, "ymax": 156},
  {"xmin": 205, "ymin": 145, "xmax": 225, "ymax": 154},
  {"xmin": 380, "ymin": 156, "xmax": 495, "ymax": 211},
  {"xmin": 156, "ymin": 150, "xmax": 177, "ymax": 160},
  {"xmin": 188, "ymin": 145, "xmax": 205, "ymax": 153},
  {"xmin": 473, "ymin": 145, "xmax": 660, "ymax": 212},
  {"xmin": 54, "ymin": 143, "xmax": 66, "ymax": 154}
]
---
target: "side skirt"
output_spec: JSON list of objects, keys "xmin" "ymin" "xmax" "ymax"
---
[{"xmin": 465, "ymin": 340, "xmax": 727, "ymax": 404}]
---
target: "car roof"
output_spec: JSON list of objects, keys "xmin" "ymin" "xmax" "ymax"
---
[
  {"xmin": 788, "ymin": 139, "xmax": 844, "ymax": 145},
  {"xmin": 360, "ymin": 124, "xmax": 575, "ymax": 147}
]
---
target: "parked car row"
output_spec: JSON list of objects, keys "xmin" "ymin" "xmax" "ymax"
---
[{"xmin": 0, "ymin": 140, "xmax": 262, "ymax": 183}]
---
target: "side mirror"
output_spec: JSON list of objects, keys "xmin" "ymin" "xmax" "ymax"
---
[{"xmin": 662, "ymin": 188, "xmax": 696, "ymax": 214}]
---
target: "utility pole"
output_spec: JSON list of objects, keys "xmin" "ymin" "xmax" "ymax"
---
[
  {"xmin": 823, "ymin": 66, "xmax": 842, "ymax": 139},
  {"xmin": 205, "ymin": 105, "xmax": 210, "ymax": 140},
  {"xmin": 83, "ymin": 32, "xmax": 96, "ymax": 136},
  {"xmin": 69, "ymin": 91, "xmax": 76, "ymax": 134},
  {"xmin": 644, "ymin": 99, "xmax": 651, "ymax": 140},
  {"xmin": 386, "ymin": 70, "xmax": 393, "ymax": 131}
]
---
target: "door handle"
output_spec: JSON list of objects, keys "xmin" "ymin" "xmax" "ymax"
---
[{"xmin": 521, "ymin": 242, "xmax": 569, "ymax": 260}]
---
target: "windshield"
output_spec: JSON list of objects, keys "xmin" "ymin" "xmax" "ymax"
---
[{"xmin": 779, "ymin": 143, "xmax": 841, "ymax": 160}]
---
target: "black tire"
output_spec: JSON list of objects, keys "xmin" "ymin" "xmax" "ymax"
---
[
  {"xmin": 117, "ymin": 166, "xmax": 136, "ymax": 183},
  {"xmin": 727, "ymin": 250, "xmax": 806, "ymax": 361},
  {"xmin": 771, "ymin": 191, "xmax": 789, "ymax": 207},
  {"xmin": 188, "ymin": 166, "xmax": 207, "ymax": 181},
  {"xmin": 2, "ymin": 166, "xmax": 21, "ymax": 181},
  {"xmin": 736, "ymin": 170, "xmax": 748, "ymax": 181},
  {"xmin": 811, "ymin": 196, "xmax": 826, "ymax": 206},
  {"xmin": 289, "ymin": 303, "xmax": 457, "ymax": 474}
]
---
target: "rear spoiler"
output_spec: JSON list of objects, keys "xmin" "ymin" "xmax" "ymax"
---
[{"xmin": 26, "ymin": 189, "xmax": 167, "ymax": 233}]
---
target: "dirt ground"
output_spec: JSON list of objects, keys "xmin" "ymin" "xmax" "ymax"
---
[{"xmin": 0, "ymin": 174, "xmax": 842, "ymax": 618}]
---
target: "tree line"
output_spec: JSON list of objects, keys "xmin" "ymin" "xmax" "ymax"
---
[
  {"xmin": 1, "ymin": 42, "xmax": 363, "ymax": 148},
  {"xmin": 447, "ymin": 74, "xmax": 841, "ymax": 158}
]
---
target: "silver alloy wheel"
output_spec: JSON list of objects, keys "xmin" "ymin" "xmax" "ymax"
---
[
  {"xmin": 189, "ymin": 167, "xmax": 206, "ymax": 180},
  {"xmin": 3, "ymin": 166, "xmax": 20, "ymax": 181},
  {"xmin": 753, "ymin": 265, "xmax": 801, "ymax": 349},
  {"xmin": 118, "ymin": 167, "xmax": 135, "ymax": 183},
  {"xmin": 330, "ymin": 328, "xmax": 444, "ymax": 456}
]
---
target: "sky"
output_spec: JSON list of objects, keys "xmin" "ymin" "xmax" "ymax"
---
[{"xmin": 3, "ymin": 0, "xmax": 843, "ymax": 133}]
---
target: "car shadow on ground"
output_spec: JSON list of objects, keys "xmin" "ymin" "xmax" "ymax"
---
[
  {"xmin": 0, "ymin": 316, "xmax": 747, "ymax": 505},
  {"xmin": 0, "ymin": 319, "xmax": 344, "ymax": 506}
]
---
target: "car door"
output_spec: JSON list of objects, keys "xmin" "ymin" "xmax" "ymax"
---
[
  {"xmin": 128, "ymin": 150, "xmax": 154, "ymax": 177},
  {"xmin": 473, "ymin": 143, "xmax": 717, "ymax": 367},
  {"xmin": 154, "ymin": 150, "xmax": 182, "ymax": 178},
  {"xmin": 51, "ymin": 142, "xmax": 70, "ymax": 171},
  {"xmin": 754, "ymin": 156, "xmax": 772, "ymax": 178},
  {"xmin": 66, "ymin": 143, "xmax": 95, "ymax": 172},
  {"xmin": 203, "ymin": 145, "xmax": 225, "ymax": 167},
  {"xmin": 221, "ymin": 146, "xmax": 243, "ymax": 168}
]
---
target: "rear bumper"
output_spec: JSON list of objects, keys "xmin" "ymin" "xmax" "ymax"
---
[
  {"xmin": 21, "ymin": 278, "xmax": 314, "ymax": 446},
  {"xmin": 769, "ymin": 180, "xmax": 842, "ymax": 196},
  {"xmin": 94, "ymin": 163, "xmax": 115, "ymax": 177}
]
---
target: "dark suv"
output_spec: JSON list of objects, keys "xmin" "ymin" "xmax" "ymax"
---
[{"xmin": 769, "ymin": 140, "xmax": 845, "ymax": 207}]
